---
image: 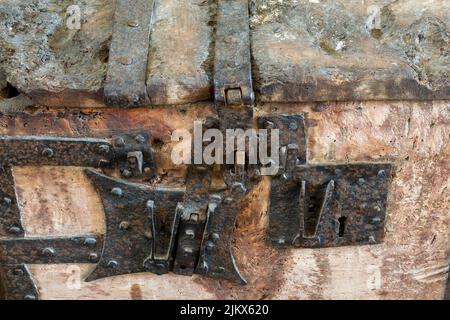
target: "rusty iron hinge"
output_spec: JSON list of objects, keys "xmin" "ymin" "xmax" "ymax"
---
[{"xmin": 257, "ymin": 114, "xmax": 393, "ymax": 248}]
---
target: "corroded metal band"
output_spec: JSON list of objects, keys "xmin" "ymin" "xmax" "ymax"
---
[
  {"xmin": 214, "ymin": 0, "xmax": 254, "ymax": 106},
  {"xmin": 104, "ymin": 0, "xmax": 154, "ymax": 107},
  {"xmin": 0, "ymin": 136, "xmax": 114, "ymax": 167},
  {"xmin": 0, "ymin": 264, "xmax": 39, "ymax": 300},
  {"xmin": 0, "ymin": 235, "xmax": 103, "ymax": 265},
  {"xmin": 0, "ymin": 164, "xmax": 24, "ymax": 237}
]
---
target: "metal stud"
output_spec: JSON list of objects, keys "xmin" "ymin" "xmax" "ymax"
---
[
  {"xmin": 89, "ymin": 253, "xmax": 99, "ymax": 262},
  {"xmin": 111, "ymin": 187, "xmax": 123, "ymax": 197},
  {"xmin": 42, "ymin": 247, "xmax": 55, "ymax": 257},
  {"xmin": 107, "ymin": 260, "xmax": 119, "ymax": 269},
  {"xmin": 42, "ymin": 147, "xmax": 54, "ymax": 158},
  {"xmin": 83, "ymin": 237, "xmax": 97, "ymax": 246},
  {"xmin": 119, "ymin": 221, "xmax": 131, "ymax": 230},
  {"xmin": 127, "ymin": 19, "xmax": 140, "ymax": 27},
  {"xmin": 8, "ymin": 226, "xmax": 22, "ymax": 235}
]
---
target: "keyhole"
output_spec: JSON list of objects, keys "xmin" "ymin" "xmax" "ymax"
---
[{"xmin": 338, "ymin": 216, "xmax": 347, "ymax": 237}]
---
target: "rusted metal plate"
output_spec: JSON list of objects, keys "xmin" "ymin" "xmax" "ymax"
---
[
  {"xmin": 85, "ymin": 169, "xmax": 184, "ymax": 281},
  {"xmin": 215, "ymin": 0, "xmax": 254, "ymax": 107},
  {"xmin": 0, "ymin": 164, "xmax": 24, "ymax": 237},
  {"xmin": 104, "ymin": 0, "xmax": 154, "ymax": 107},
  {"xmin": 0, "ymin": 264, "xmax": 39, "ymax": 300},
  {"xmin": 0, "ymin": 235, "xmax": 103, "ymax": 265},
  {"xmin": 0, "ymin": 136, "xmax": 114, "ymax": 167},
  {"xmin": 268, "ymin": 164, "xmax": 392, "ymax": 248}
]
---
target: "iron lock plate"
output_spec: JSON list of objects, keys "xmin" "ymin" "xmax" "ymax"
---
[{"xmin": 258, "ymin": 114, "xmax": 393, "ymax": 248}]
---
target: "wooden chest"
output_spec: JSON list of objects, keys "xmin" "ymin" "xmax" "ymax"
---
[{"xmin": 0, "ymin": 0, "xmax": 449, "ymax": 300}]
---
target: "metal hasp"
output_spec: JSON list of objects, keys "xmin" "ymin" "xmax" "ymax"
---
[
  {"xmin": 259, "ymin": 114, "xmax": 393, "ymax": 248},
  {"xmin": 104, "ymin": 0, "xmax": 154, "ymax": 107},
  {"xmin": 214, "ymin": 0, "xmax": 254, "ymax": 130}
]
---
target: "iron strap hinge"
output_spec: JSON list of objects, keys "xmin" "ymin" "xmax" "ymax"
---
[{"xmin": 0, "ymin": 134, "xmax": 155, "ymax": 238}]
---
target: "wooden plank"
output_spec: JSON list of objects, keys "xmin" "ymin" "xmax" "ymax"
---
[
  {"xmin": 251, "ymin": 0, "xmax": 450, "ymax": 102},
  {"xmin": 0, "ymin": 0, "xmax": 214, "ymax": 107},
  {"xmin": 0, "ymin": 100, "xmax": 448, "ymax": 299}
]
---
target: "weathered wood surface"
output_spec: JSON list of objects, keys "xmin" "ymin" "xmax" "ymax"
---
[
  {"xmin": 252, "ymin": 0, "xmax": 450, "ymax": 102},
  {"xmin": 0, "ymin": 100, "xmax": 448, "ymax": 300},
  {"xmin": 0, "ymin": 0, "xmax": 215, "ymax": 107},
  {"xmin": 0, "ymin": 0, "xmax": 449, "ymax": 107}
]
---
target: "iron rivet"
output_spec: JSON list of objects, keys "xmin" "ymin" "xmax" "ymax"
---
[
  {"xmin": 378, "ymin": 170, "xmax": 387, "ymax": 178},
  {"xmin": 83, "ymin": 237, "xmax": 97, "ymax": 246},
  {"xmin": 144, "ymin": 167, "xmax": 152, "ymax": 174},
  {"xmin": 13, "ymin": 268, "xmax": 24, "ymax": 276},
  {"xmin": 42, "ymin": 148, "xmax": 54, "ymax": 158},
  {"xmin": 156, "ymin": 263, "xmax": 166, "ymax": 269},
  {"xmin": 3, "ymin": 197, "xmax": 12, "ymax": 206},
  {"xmin": 114, "ymin": 137, "xmax": 125, "ymax": 147},
  {"xmin": 135, "ymin": 134, "xmax": 146, "ymax": 144},
  {"xmin": 217, "ymin": 267, "xmax": 225, "ymax": 273},
  {"xmin": 206, "ymin": 241, "xmax": 215, "ymax": 251},
  {"xmin": 121, "ymin": 169, "xmax": 132, "ymax": 178},
  {"xmin": 372, "ymin": 217, "xmax": 381, "ymax": 223},
  {"xmin": 358, "ymin": 178, "xmax": 366, "ymax": 185},
  {"xmin": 201, "ymin": 262, "xmax": 209, "ymax": 272},
  {"xmin": 289, "ymin": 122, "xmax": 298, "ymax": 131},
  {"xmin": 224, "ymin": 197, "xmax": 233, "ymax": 204},
  {"xmin": 211, "ymin": 233, "xmax": 220, "ymax": 241},
  {"xmin": 111, "ymin": 187, "xmax": 123, "ymax": 197},
  {"xmin": 24, "ymin": 295, "xmax": 37, "ymax": 300},
  {"xmin": 98, "ymin": 144, "xmax": 110, "ymax": 154},
  {"xmin": 277, "ymin": 238, "xmax": 286, "ymax": 245},
  {"xmin": 127, "ymin": 19, "xmax": 140, "ymax": 27},
  {"xmin": 119, "ymin": 221, "xmax": 131, "ymax": 230},
  {"xmin": 89, "ymin": 253, "xmax": 99, "ymax": 262},
  {"xmin": 144, "ymin": 230, "xmax": 153, "ymax": 240},
  {"xmin": 264, "ymin": 121, "xmax": 275, "ymax": 129},
  {"xmin": 42, "ymin": 247, "xmax": 55, "ymax": 257},
  {"xmin": 107, "ymin": 260, "xmax": 119, "ymax": 268},
  {"xmin": 119, "ymin": 57, "xmax": 133, "ymax": 65},
  {"xmin": 183, "ymin": 247, "xmax": 194, "ymax": 254},
  {"xmin": 185, "ymin": 229, "xmax": 195, "ymax": 238},
  {"xmin": 9, "ymin": 226, "xmax": 22, "ymax": 235},
  {"xmin": 210, "ymin": 194, "xmax": 222, "ymax": 201}
]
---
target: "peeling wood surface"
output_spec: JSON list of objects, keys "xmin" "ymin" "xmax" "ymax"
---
[
  {"xmin": 1, "ymin": 0, "xmax": 449, "ymax": 107},
  {"xmin": 0, "ymin": 100, "xmax": 448, "ymax": 299}
]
